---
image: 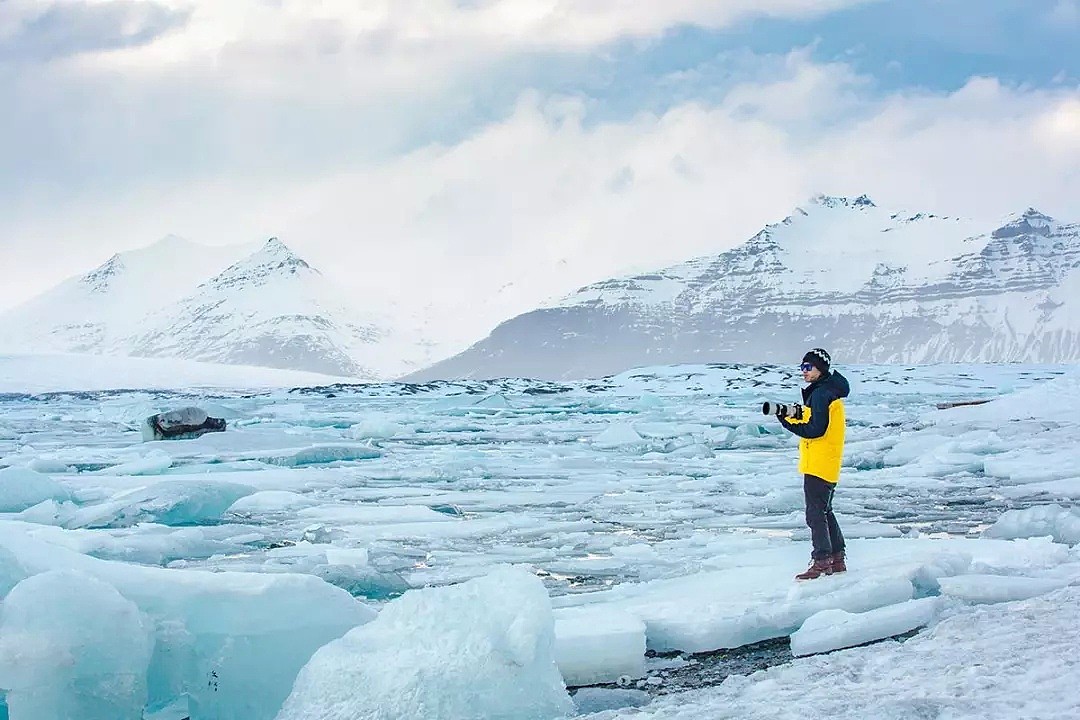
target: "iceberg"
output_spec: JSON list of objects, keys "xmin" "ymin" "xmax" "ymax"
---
[
  {"xmin": 276, "ymin": 565, "xmax": 573, "ymax": 720},
  {"xmin": 0, "ymin": 521, "xmax": 374, "ymax": 720},
  {"xmin": 0, "ymin": 570, "xmax": 154, "ymax": 720},
  {"xmin": 0, "ymin": 467, "xmax": 71, "ymax": 512},
  {"xmin": 66, "ymin": 479, "xmax": 257, "ymax": 528}
]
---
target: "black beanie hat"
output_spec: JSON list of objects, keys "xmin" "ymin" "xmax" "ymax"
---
[{"xmin": 802, "ymin": 348, "xmax": 831, "ymax": 373}]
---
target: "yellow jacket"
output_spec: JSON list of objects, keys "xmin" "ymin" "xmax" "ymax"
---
[
  {"xmin": 779, "ymin": 371, "xmax": 850, "ymax": 484},
  {"xmin": 784, "ymin": 401, "xmax": 846, "ymax": 483}
]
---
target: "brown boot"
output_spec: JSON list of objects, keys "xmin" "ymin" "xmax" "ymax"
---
[
  {"xmin": 830, "ymin": 552, "xmax": 847, "ymax": 573},
  {"xmin": 795, "ymin": 557, "xmax": 833, "ymax": 581}
]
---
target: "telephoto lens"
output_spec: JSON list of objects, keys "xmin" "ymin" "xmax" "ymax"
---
[
  {"xmin": 762, "ymin": 402, "xmax": 804, "ymax": 420},
  {"xmin": 762, "ymin": 401, "xmax": 787, "ymax": 416}
]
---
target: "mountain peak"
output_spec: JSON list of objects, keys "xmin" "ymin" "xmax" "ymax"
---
[
  {"xmin": 992, "ymin": 208, "xmax": 1056, "ymax": 239},
  {"xmin": 264, "ymin": 236, "xmax": 290, "ymax": 252},
  {"xmin": 208, "ymin": 237, "xmax": 315, "ymax": 291},
  {"xmin": 258, "ymin": 237, "xmax": 309, "ymax": 266},
  {"xmin": 809, "ymin": 194, "xmax": 876, "ymax": 210},
  {"xmin": 1021, "ymin": 207, "xmax": 1053, "ymax": 223}
]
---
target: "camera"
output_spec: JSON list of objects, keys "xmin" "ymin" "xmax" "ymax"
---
[{"xmin": 762, "ymin": 401, "xmax": 804, "ymax": 420}]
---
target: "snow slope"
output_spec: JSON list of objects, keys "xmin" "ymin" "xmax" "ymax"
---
[
  {"xmin": 0, "ymin": 236, "xmax": 418, "ymax": 380},
  {"xmin": 0, "ymin": 353, "xmax": 355, "ymax": 393},
  {"xmin": 411, "ymin": 197, "xmax": 1080, "ymax": 380},
  {"xmin": 128, "ymin": 238, "xmax": 412, "ymax": 379},
  {"xmin": 0, "ymin": 235, "xmax": 254, "ymax": 353}
]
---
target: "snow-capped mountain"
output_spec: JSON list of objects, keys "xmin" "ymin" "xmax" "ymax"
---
[
  {"xmin": 0, "ymin": 235, "xmax": 255, "ymax": 353},
  {"xmin": 129, "ymin": 238, "xmax": 409, "ymax": 379},
  {"xmin": 0, "ymin": 236, "xmax": 418, "ymax": 380},
  {"xmin": 410, "ymin": 196, "xmax": 1080, "ymax": 380}
]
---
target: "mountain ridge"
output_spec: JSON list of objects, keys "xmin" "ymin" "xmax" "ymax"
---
[
  {"xmin": 409, "ymin": 196, "xmax": 1080, "ymax": 381},
  {"xmin": 0, "ymin": 236, "xmax": 408, "ymax": 379}
]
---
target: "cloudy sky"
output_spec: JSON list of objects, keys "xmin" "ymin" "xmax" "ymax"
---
[{"xmin": 2, "ymin": 0, "xmax": 1079, "ymax": 330}]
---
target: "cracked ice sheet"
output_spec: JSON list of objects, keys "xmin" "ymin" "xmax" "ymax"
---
[
  {"xmin": 595, "ymin": 586, "xmax": 1080, "ymax": 720},
  {"xmin": 549, "ymin": 536, "xmax": 1076, "ymax": 657},
  {"xmin": 0, "ymin": 362, "xmax": 1075, "ymax": 597},
  {"xmin": 1, "ymin": 363, "xmax": 1080, "ymax": 715}
]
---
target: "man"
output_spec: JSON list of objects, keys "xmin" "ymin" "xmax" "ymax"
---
[{"xmin": 775, "ymin": 348, "xmax": 851, "ymax": 580}]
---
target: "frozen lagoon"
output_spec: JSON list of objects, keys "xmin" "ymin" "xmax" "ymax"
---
[{"xmin": 0, "ymin": 361, "xmax": 1078, "ymax": 718}]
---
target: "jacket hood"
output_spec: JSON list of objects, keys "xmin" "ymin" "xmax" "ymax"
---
[{"xmin": 824, "ymin": 370, "xmax": 850, "ymax": 399}]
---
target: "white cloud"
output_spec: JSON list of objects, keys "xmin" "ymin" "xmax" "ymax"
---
[
  {"xmin": 52, "ymin": 0, "xmax": 877, "ymax": 98},
  {"xmin": 5, "ymin": 54, "xmax": 1078, "ymax": 356},
  {"xmin": 1034, "ymin": 97, "xmax": 1080, "ymax": 154},
  {"xmin": 1046, "ymin": 1, "xmax": 1080, "ymax": 29}
]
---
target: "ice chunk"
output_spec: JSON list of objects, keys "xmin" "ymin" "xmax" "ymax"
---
[
  {"xmin": 276, "ymin": 565, "xmax": 573, "ymax": 720},
  {"xmin": 95, "ymin": 450, "xmax": 174, "ymax": 476},
  {"xmin": 67, "ymin": 479, "xmax": 257, "ymax": 528},
  {"xmin": 648, "ymin": 575, "xmax": 916, "ymax": 653},
  {"xmin": 571, "ymin": 687, "xmax": 650, "ymax": 713},
  {"xmin": 15, "ymin": 499, "xmax": 78, "ymax": 527},
  {"xmin": 0, "ymin": 570, "xmax": 154, "ymax": 720},
  {"xmin": 344, "ymin": 420, "xmax": 407, "ymax": 439},
  {"xmin": 0, "ymin": 545, "xmax": 26, "ymax": 598},
  {"xmin": 704, "ymin": 426, "xmax": 735, "ymax": 447},
  {"xmin": 26, "ymin": 458, "xmax": 72, "ymax": 474},
  {"xmin": 473, "ymin": 393, "xmax": 512, "ymax": 409},
  {"xmin": 227, "ymin": 490, "xmax": 312, "ymax": 516},
  {"xmin": 260, "ymin": 444, "xmax": 381, "ymax": 467},
  {"xmin": 593, "ymin": 424, "xmax": 646, "ymax": 448},
  {"xmin": 983, "ymin": 505, "xmax": 1080, "ymax": 545},
  {"xmin": 553, "ymin": 606, "xmax": 646, "ymax": 686},
  {"xmin": 313, "ymin": 562, "xmax": 410, "ymax": 600},
  {"xmin": 0, "ymin": 521, "xmax": 374, "ymax": 720},
  {"xmin": 0, "ymin": 467, "xmax": 71, "ymax": 512},
  {"xmin": 730, "ymin": 423, "xmax": 781, "ymax": 449},
  {"xmin": 790, "ymin": 597, "xmax": 941, "ymax": 657},
  {"xmin": 937, "ymin": 574, "xmax": 1070, "ymax": 604},
  {"xmin": 839, "ymin": 522, "xmax": 904, "ymax": 539}
]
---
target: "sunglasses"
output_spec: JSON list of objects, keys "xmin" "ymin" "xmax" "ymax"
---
[{"xmin": 799, "ymin": 363, "xmax": 815, "ymax": 372}]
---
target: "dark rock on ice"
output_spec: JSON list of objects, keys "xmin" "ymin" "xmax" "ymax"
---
[{"xmin": 142, "ymin": 407, "xmax": 227, "ymax": 441}]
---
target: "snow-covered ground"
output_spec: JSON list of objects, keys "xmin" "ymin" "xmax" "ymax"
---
[
  {"xmin": 0, "ymin": 353, "xmax": 355, "ymax": 394},
  {"xmin": 0, "ymin": 362, "xmax": 1077, "ymax": 719}
]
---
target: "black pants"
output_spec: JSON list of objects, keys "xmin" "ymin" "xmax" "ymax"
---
[{"xmin": 804, "ymin": 474, "xmax": 844, "ymax": 560}]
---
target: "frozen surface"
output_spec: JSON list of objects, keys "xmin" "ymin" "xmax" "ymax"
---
[
  {"xmin": 602, "ymin": 586, "xmax": 1080, "ymax": 719},
  {"xmin": 275, "ymin": 565, "xmax": 573, "ymax": 720},
  {"xmin": 0, "ymin": 363, "xmax": 1076, "ymax": 716},
  {"xmin": 789, "ymin": 596, "xmax": 941, "ymax": 657},
  {"xmin": 0, "ymin": 570, "xmax": 154, "ymax": 720},
  {"xmin": 550, "ymin": 536, "xmax": 1072, "ymax": 660}
]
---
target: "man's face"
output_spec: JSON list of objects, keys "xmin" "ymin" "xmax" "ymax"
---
[{"xmin": 800, "ymin": 364, "xmax": 823, "ymax": 382}]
